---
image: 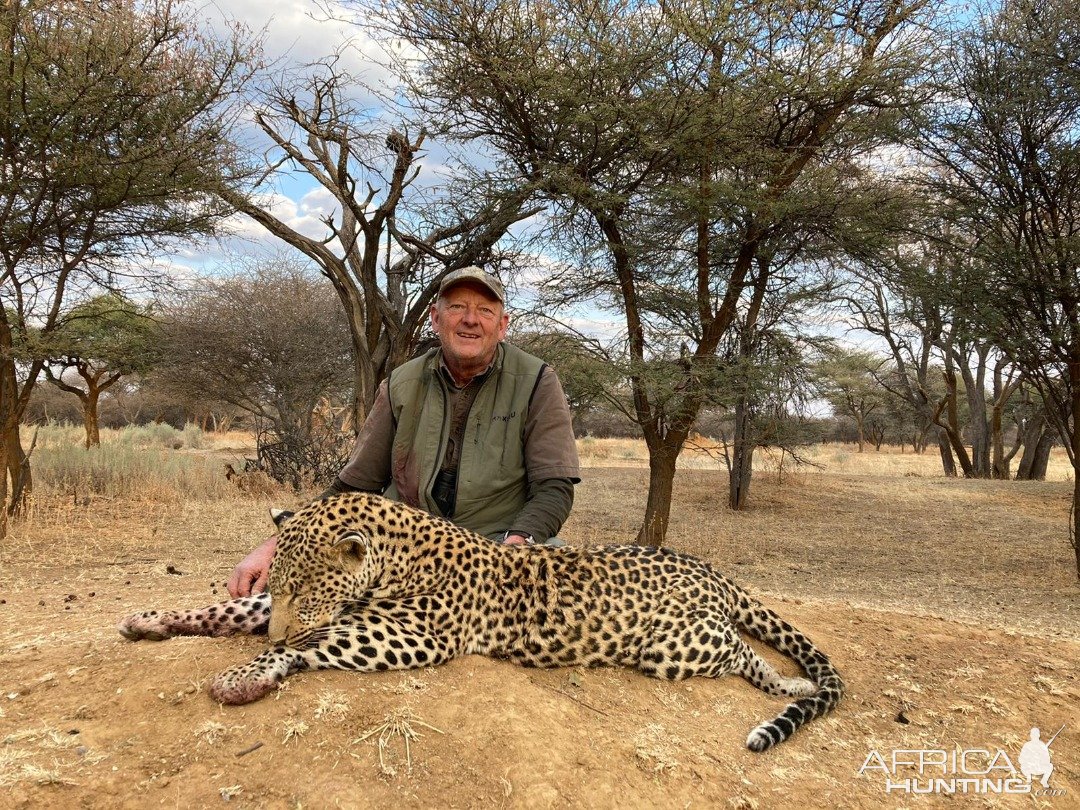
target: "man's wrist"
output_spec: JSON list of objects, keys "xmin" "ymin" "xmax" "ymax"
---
[{"xmin": 502, "ymin": 530, "xmax": 535, "ymax": 545}]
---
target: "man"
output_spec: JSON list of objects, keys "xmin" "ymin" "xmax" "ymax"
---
[{"xmin": 228, "ymin": 266, "xmax": 581, "ymax": 598}]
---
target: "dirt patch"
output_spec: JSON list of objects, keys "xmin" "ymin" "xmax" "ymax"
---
[{"xmin": 1, "ymin": 459, "xmax": 1077, "ymax": 807}]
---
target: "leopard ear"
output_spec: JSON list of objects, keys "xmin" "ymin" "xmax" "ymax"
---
[
  {"xmin": 334, "ymin": 530, "xmax": 370, "ymax": 562},
  {"xmin": 270, "ymin": 508, "xmax": 294, "ymax": 528}
]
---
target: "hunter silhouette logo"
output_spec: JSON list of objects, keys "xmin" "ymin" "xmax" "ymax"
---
[{"xmin": 1019, "ymin": 725, "xmax": 1063, "ymax": 789}]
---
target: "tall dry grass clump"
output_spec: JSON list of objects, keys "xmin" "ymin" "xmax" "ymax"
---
[{"xmin": 27, "ymin": 423, "xmax": 249, "ymax": 502}]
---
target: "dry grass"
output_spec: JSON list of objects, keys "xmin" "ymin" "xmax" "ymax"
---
[
  {"xmin": 26, "ymin": 424, "xmax": 267, "ymax": 504},
  {"xmin": 566, "ymin": 443, "xmax": 1078, "ymax": 640},
  {"xmin": 577, "ymin": 435, "xmax": 1073, "ymax": 482},
  {"xmin": 355, "ymin": 707, "xmax": 444, "ymax": 775},
  {"xmin": 6, "ymin": 435, "xmax": 1076, "ymax": 639}
]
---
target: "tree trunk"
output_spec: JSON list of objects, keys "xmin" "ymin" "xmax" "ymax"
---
[
  {"xmin": 942, "ymin": 389, "xmax": 974, "ymax": 476},
  {"xmin": 990, "ymin": 401, "xmax": 1010, "ymax": 480},
  {"xmin": 966, "ymin": 386, "xmax": 991, "ymax": 477},
  {"xmin": 0, "ymin": 322, "xmax": 19, "ymax": 534},
  {"xmin": 83, "ymin": 390, "xmax": 101, "ymax": 448},
  {"xmin": 636, "ymin": 446, "xmax": 678, "ymax": 547},
  {"xmin": 937, "ymin": 429, "xmax": 957, "ymax": 477},
  {"xmin": 0, "ymin": 434, "xmax": 7, "ymax": 537},
  {"xmin": 1015, "ymin": 410, "xmax": 1053, "ymax": 481},
  {"xmin": 728, "ymin": 397, "xmax": 755, "ymax": 510},
  {"xmin": 1071, "ymin": 355, "xmax": 1080, "ymax": 579},
  {"xmin": 6, "ymin": 425, "xmax": 31, "ymax": 516}
]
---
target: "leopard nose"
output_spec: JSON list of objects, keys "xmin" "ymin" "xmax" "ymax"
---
[{"xmin": 267, "ymin": 613, "xmax": 289, "ymax": 645}]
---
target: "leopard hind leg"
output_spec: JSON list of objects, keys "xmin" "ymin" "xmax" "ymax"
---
[
  {"xmin": 639, "ymin": 613, "xmax": 816, "ymax": 700},
  {"xmin": 639, "ymin": 612, "xmax": 745, "ymax": 681},
  {"xmin": 735, "ymin": 641, "xmax": 817, "ymax": 698},
  {"xmin": 118, "ymin": 593, "xmax": 271, "ymax": 641}
]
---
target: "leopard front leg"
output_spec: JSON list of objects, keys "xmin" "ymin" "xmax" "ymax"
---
[
  {"xmin": 118, "ymin": 593, "xmax": 271, "ymax": 640},
  {"xmin": 209, "ymin": 644, "xmax": 304, "ymax": 704},
  {"xmin": 208, "ymin": 609, "xmax": 454, "ymax": 704}
]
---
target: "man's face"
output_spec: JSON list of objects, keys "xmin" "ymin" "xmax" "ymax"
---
[{"xmin": 430, "ymin": 281, "xmax": 509, "ymax": 372}]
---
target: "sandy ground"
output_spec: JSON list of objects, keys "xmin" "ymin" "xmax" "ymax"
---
[{"xmin": 0, "ymin": 458, "xmax": 1077, "ymax": 808}]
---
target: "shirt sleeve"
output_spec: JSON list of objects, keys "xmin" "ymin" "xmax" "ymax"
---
[
  {"xmin": 318, "ymin": 476, "xmax": 364, "ymax": 500},
  {"xmin": 336, "ymin": 379, "xmax": 394, "ymax": 492},
  {"xmin": 508, "ymin": 366, "xmax": 580, "ymax": 541},
  {"xmin": 507, "ymin": 477, "xmax": 575, "ymax": 543},
  {"xmin": 523, "ymin": 366, "xmax": 581, "ymax": 482}
]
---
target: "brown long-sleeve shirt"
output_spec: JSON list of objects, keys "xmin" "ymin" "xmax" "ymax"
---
[{"xmin": 324, "ymin": 361, "xmax": 579, "ymax": 542}]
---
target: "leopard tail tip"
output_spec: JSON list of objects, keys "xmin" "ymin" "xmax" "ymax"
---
[{"xmin": 746, "ymin": 726, "xmax": 779, "ymax": 753}]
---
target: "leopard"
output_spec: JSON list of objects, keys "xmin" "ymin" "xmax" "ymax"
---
[{"xmin": 119, "ymin": 492, "xmax": 844, "ymax": 752}]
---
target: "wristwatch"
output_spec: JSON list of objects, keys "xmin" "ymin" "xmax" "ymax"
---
[{"xmin": 502, "ymin": 531, "xmax": 535, "ymax": 545}]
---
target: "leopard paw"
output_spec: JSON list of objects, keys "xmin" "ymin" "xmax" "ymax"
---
[
  {"xmin": 208, "ymin": 658, "xmax": 288, "ymax": 705},
  {"xmin": 117, "ymin": 611, "xmax": 176, "ymax": 641}
]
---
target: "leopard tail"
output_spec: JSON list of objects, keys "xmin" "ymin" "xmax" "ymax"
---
[{"xmin": 733, "ymin": 595, "xmax": 844, "ymax": 752}]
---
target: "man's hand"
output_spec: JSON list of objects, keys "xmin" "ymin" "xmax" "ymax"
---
[
  {"xmin": 501, "ymin": 532, "xmax": 532, "ymax": 546},
  {"xmin": 227, "ymin": 535, "xmax": 278, "ymax": 598}
]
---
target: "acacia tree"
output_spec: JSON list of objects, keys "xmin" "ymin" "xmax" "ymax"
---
[
  {"xmin": 818, "ymin": 349, "xmax": 888, "ymax": 453},
  {"xmin": 38, "ymin": 294, "xmax": 160, "ymax": 448},
  {"xmin": 0, "ymin": 0, "xmax": 254, "ymax": 526},
  {"xmin": 921, "ymin": 0, "xmax": 1080, "ymax": 574},
  {"xmin": 220, "ymin": 60, "xmax": 540, "ymax": 426},
  {"xmin": 371, "ymin": 0, "xmax": 935, "ymax": 544},
  {"xmin": 509, "ymin": 327, "xmax": 620, "ymax": 436},
  {"xmin": 842, "ymin": 232, "xmax": 1025, "ymax": 479}
]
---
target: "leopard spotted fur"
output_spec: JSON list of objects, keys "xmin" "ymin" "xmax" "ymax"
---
[{"xmin": 119, "ymin": 492, "xmax": 844, "ymax": 751}]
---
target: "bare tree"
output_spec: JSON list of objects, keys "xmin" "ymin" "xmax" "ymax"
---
[
  {"xmin": 220, "ymin": 59, "xmax": 540, "ymax": 426},
  {"xmin": 155, "ymin": 259, "xmax": 355, "ymax": 489}
]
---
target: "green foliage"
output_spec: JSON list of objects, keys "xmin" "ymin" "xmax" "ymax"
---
[
  {"xmin": 817, "ymin": 349, "xmax": 888, "ymax": 420},
  {"xmin": 39, "ymin": 294, "xmax": 161, "ymax": 374},
  {"xmin": 0, "ymin": 0, "xmax": 254, "ymax": 263}
]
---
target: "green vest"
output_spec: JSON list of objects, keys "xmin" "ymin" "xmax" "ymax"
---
[{"xmin": 384, "ymin": 342, "xmax": 546, "ymax": 539}]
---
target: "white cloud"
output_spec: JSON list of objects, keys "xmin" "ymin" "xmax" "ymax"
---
[{"xmin": 205, "ymin": 0, "xmax": 393, "ymax": 82}]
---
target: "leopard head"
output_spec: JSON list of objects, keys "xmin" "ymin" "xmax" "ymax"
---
[{"xmin": 266, "ymin": 503, "xmax": 373, "ymax": 646}]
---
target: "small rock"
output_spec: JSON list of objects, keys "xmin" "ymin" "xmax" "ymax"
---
[{"xmin": 165, "ymin": 565, "xmax": 183, "ymax": 576}]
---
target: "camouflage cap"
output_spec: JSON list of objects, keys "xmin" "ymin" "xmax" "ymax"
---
[{"xmin": 437, "ymin": 266, "xmax": 506, "ymax": 304}]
